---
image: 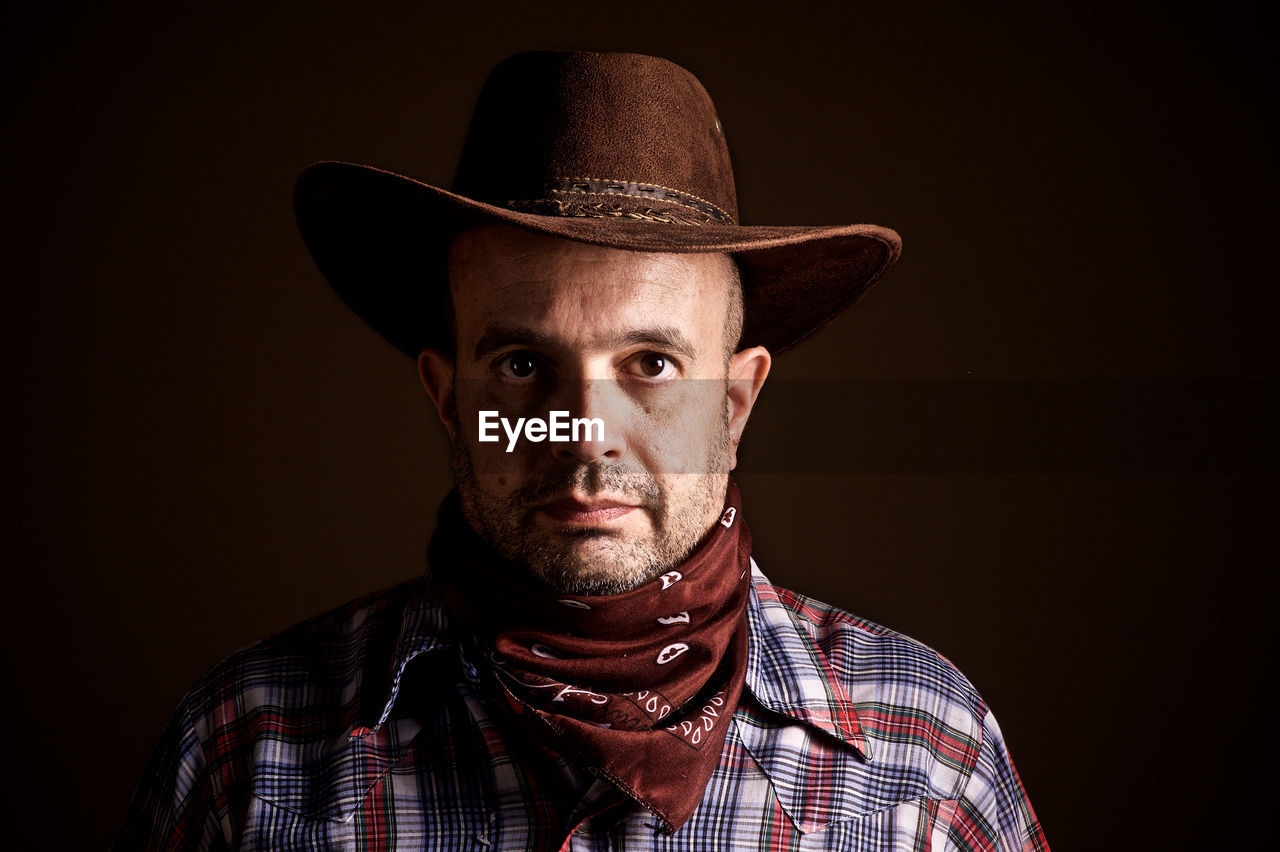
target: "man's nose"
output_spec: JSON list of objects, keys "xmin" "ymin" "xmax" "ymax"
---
[{"xmin": 550, "ymin": 379, "xmax": 626, "ymax": 464}]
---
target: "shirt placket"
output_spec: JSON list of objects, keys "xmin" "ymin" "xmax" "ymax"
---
[{"xmin": 558, "ymin": 784, "xmax": 631, "ymax": 852}]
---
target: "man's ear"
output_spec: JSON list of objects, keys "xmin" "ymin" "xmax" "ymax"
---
[
  {"xmin": 417, "ymin": 348, "xmax": 457, "ymax": 438},
  {"xmin": 726, "ymin": 346, "xmax": 772, "ymax": 464}
]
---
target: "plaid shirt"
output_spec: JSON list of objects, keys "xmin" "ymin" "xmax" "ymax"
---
[{"xmin": 115, "ymin": 559, "xmax": 1047, "ymax": 851}]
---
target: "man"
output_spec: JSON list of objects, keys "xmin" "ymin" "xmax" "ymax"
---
[{"xmin": 116, "ymin": 51, "xmax": 1047, "ymax": 850}]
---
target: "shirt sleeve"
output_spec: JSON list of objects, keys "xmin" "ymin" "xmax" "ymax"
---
[
  {"xmin": 112, "ymin": 697, "xmax": 226, "ymax": 852},
  {"xmin": 938, "ymin": 707, "xmax": 1049, "ymax": 852}
]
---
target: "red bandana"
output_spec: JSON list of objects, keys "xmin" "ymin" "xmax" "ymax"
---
[{"xmin": 429, "ymin": 481, "xmax": 752, "ymax": 832}]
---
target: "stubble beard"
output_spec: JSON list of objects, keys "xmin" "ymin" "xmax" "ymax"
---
[{"xmin": 447, "ymin": 400, "xmax": 733, "ymax": 596}]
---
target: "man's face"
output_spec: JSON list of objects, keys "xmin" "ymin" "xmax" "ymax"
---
[{"xmin": 418, "ymin": 225, "xmax": 770, "ymax": 595}]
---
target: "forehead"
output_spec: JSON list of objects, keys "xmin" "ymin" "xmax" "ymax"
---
[{"xmin": 447, "ymin": 226, "xmax": 732, "ymax": 353}]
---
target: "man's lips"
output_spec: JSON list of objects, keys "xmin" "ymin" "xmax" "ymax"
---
[{"xmin": 537, "ymin": 496, "xmax": 640, "ymax": 525}]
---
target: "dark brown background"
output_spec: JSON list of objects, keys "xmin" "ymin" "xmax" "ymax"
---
[{"xmin": 4, "ymin": 1, "xmax": 1270, "ymax": 849}]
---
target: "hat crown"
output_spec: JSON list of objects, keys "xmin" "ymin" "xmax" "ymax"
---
[{"xmin": 452, "ymin": 51, "xmax": 739, "ymax": 225}]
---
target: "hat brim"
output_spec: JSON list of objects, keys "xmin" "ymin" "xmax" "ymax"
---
[{"xmin": 295, "ymin": 161, "xmax": 902, "ymax": 357}]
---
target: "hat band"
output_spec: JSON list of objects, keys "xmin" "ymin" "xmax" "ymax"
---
[{"xmin": 502, "ymin": 177, "xmax": 735, "ymax": 226}]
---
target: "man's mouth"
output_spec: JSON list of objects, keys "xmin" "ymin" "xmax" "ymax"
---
[{"xmin": 537, "ymin": 495, "xmax": 640, "ymax": 526}]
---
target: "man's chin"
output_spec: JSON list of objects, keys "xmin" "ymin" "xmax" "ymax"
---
[{"xmin": 518, "ymin": 532, "xmax": 663, "ymax": 596}]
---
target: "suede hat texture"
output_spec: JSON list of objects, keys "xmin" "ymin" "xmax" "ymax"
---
[{"xmin": 295, "ymin": 50, "xmax": 903, "ymax": 357}]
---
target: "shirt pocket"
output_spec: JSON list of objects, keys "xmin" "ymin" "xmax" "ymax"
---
[
  {"xmin": 241, "ymin": 718, "xmax": 421, "ymax": 848},
  {"xmin": 240, "ymin": 796, "xmax": 359, "ymax": 851}
]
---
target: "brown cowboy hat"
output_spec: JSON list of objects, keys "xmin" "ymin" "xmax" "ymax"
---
[{"xmin": 295, "ymin": 50, "xmax": 902, "ymax": 357}]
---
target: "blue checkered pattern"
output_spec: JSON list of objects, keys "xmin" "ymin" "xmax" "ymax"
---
[{"xmin": 114, "ymin": 560, "xmax": 1047, "ymax": 850}]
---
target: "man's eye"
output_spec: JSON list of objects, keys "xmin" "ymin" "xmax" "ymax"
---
[
  {"xmin": 633, "ymin": 353, "xmax": 674, "ymax": 379},
  {"xmin": 499, "ymin": 352, "xmax": 539, "ymax": 380}
]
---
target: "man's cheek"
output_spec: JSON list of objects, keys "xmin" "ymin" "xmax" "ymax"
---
[
  {"xmin": 457, "ymin": 383, "xmax": 543, "ymax": 462},
  {"xmin": 456, "ymin": 413, "xmax": 538, "ymax": 484},
  {"xmin": 628, "ymin": 402, "xmax": 724, "ymax": 473}
]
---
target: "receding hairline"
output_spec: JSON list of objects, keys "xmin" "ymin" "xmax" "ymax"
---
[
  {"xmin": 444, "ymin": 226, "xmax": 744, "ymax": 359},
  {"xmin": 447, "ymin": 225, "xmax": 737, "ymax": 285}
]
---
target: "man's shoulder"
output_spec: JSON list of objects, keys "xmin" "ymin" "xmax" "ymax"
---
[
  {"xmin": 756, "ymin": 575, "xmax": 988, "ymax": 717},
  {"xmin": 748, "ymin": 570, "xmax": 992, "ymax": 792},
  {"xmin": 213, "ymin": 574, "xmax": 427, "ymax": 664},
  {"xmin": 176, "ymin": 575, "xmax": 441, "ymax": 733},
  {"xmin": 744, "ymin": 575, "xmax": 1046, "ymax": 847}
]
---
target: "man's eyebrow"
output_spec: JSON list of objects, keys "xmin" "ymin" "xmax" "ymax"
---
[
  {"xmin": 607, "ymin": 327, "xmax": 698, "ymax": 360},
  {"xmin": 473, "ymin": 324, "xmax": 558, "ymax": 361},
  {"xmin": 471, "ymin": 324, "xmax": 699, "ymax": 361}
]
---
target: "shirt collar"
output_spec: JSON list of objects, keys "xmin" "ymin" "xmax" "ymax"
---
[
  {"xmin": 365, "ymin": 575, "xmax": 455, "ymax": 733},
  {"xmin": 742, "ymin": 558, "xmax": 871, "ymax": 760}
]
